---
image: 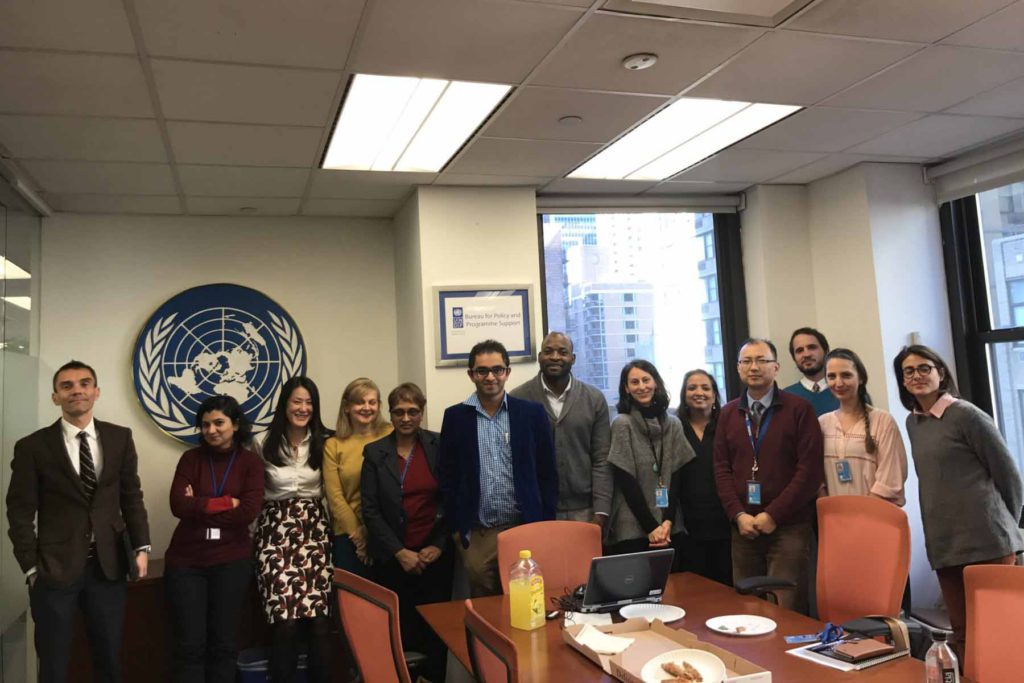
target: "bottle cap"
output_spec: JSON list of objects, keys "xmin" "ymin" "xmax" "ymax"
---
[
  {"xmin": 519, "ymin": 550, "xmax": 532, "ymax": 559},
  {"xmin": 933, "ymin": 631, "xmax": 947, "ymax": 642}
]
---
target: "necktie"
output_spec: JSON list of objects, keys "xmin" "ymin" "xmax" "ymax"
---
[
  {"xmin": 811, "ymin": 383, "xmax": 820, "ymax": 393},
  {"xmin": 78, "ymin": 431, "xmax": 97, "ymax": 500},
  {"xmin": 750, "ymin": 401, "xmax": 764, "ymax": 432}
]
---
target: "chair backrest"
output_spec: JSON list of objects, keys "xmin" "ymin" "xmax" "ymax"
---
[
  {"xmin": 464, "ymin": 599, "xmax": 519, "ymax": 683},
  {"xmin": 333, "ymin": 569, "xmax": 411, "ymax": 683},
  {"xmin": 497, "ymin": 520, "xmax": 602, "ymax": 598},
  {"xmin": 964, "ymin": 564, "xmax": 1024, "ymax": 682},
  {"xmin": 816, "ymin": 496, "xmax": 910, "ymax": 624}
]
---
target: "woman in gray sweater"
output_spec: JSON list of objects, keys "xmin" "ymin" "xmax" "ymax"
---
[{"xmin": 894, "ymin": 344, "xmax": 1023, "ymax": 664}]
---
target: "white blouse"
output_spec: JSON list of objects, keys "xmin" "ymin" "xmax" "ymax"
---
[{"xmin": 254, "ymin": 431, "xmax": 323, "ymax": 501}]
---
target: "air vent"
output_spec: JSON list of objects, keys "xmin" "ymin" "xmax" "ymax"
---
[{"xmin": 603, "ymin": 0, "xmax": 815, "ymax": 28}]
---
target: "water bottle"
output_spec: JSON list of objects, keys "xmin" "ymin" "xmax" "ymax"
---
[
  {"xmin": 924, "ymin": 631, "xmax": 959, "ymax": 683},
  {"xmin": 509, "ymin": 550, "xmax": 545, "ymax": 631}
]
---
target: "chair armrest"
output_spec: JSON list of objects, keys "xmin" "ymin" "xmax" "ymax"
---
[{"xmin": 734, "ymin": 575, "xmax": 797, "ymax": 597}]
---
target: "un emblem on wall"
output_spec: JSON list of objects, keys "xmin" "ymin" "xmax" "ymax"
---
[{"xmin": 132, "ymin": 283, "xmax": 307, "ymax": 444}]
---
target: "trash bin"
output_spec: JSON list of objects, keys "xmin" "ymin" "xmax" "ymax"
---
[{"xmin": 237, "ymin": 648, "xmax": 309, "ymax": 682}]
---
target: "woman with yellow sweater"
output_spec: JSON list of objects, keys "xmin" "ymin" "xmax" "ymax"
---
[{"xmin": 323, "ymin": 377, "xmax": 392, "ymax": 577}]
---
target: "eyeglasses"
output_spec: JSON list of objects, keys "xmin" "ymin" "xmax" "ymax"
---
[
  {"xmin": 471, "ymin": 366, "xmax": 509, "ymax": 379},
  {"xmin": 390, "ymin": 408, "xmax": 422, "ymax": 418},
  {"xmin": 902, "ymin": 364, "xmax": 937, "ymax": 379},
  {"xmin": 738, "ymin": 358, "xmax": 776, "ymax": 367}
]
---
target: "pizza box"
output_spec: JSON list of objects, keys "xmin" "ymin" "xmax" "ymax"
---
[{"xmin": 563, "ymin": 618, "xmax": 771, "ymax": 683}]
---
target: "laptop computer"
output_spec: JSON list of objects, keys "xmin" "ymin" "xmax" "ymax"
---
[{"xmin": 579, "ymin": 548, "xmax": 675, "ymax": 613}]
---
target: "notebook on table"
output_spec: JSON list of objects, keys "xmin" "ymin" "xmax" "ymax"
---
[
  {"xmin": 787, "ymin": 636, "xmax": 910, "ymax": 671},
  {"xmin": 579, "ymin": 548, "xmax": 674, "ymax": 613}
]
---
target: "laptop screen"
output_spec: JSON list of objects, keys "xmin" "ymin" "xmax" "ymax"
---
[{"xmin": 581, "ymin": 548, "xmax": 674, "ymax": 611}]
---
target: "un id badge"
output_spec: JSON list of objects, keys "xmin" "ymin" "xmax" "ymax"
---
[
  {"xmin": 205, "ymin": 528, "xmax": 221, "ymax": 540},
  {"xmin": 746, "ymin": 480, "xmax": 762, "ymax": 505},
  {"xmin": 655, "ymin": 486, "xmax": 669, "ymax": 509},
  {"xmin": 835, "ymin": 460, "xmax": 853, "ymax": 483}
]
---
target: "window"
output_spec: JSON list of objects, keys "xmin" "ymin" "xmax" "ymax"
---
[
  {"xmin": 943, "ymin": 180, "xmax": 1024, "ymax": 475},
  {"xmin": 541, "ymin": 212, "xmax": 745, "ymax": 407}
]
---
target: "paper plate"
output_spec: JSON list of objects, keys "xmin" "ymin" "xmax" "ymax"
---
[
  {"xmin": 640, "ymin": 648, "xmax": 727, "ymax": 683},
  {"xmin": 705, "ymin": 614, "xmax": 777, "ymax": 637},
  {"xmin": 619, "ymin": 603, "xmax": 686, "ymax": 624}
]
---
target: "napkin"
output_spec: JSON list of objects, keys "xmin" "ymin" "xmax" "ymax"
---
[{"xmin": 572, "ymin": 624, "xmax": 635, "ymax": 655}]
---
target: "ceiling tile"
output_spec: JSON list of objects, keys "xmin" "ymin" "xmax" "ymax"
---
[
  {"xmin": 521, "ymin": 0, "xmax": 592, "ymax": 6},
  {"xmin": 434, "ymin": 173, "xmax": 552, "ymax": 186},
  {"xmin": 687, "ymin": 31, "xmax": 920, "ymax": 105},
  {"xmin": 540, "ymin": 178, "xmax": 658, "ymax": 194},
  {"xmin": 943, "ymin": 1, "xmax": 1024, "ymax": 52},
  {"xmin": 0, "ymin": 115, "xmax": 167, "ymax": 162},
  {"xmin": 445, "ymin": 138, "xmax": 601, "ymax": 177},
  {"xmin": 848, "ymin": 114, "xmax": 1024, "ymax": 157},
  {"xmin": 673, "ymin": 149, "xmax": 825, "ymax": 182},
  {"xmin": 643, "ymin": 181, "xmax": 752, "ymax": 195},
  {"xmin": 735, "ymin": 107, "xmax": 923, "ymax": 152},
  {"xmin": 0, "ymin": 0, "xmax": 135, "ymax": 53},
  {"xmin": 133, "ymin": 0, "xmax": 365, "ymax": 68},
  {"xmin": 785, "ymin": 0, "xmax": 1015, "ymax": 43},
  {"xmin": 178, "ymin": 165, "xmax": 310, "ymax": 197},
  {"xmin": 301, "ymin": 198, "xmax": 402, "ymax": 217},
  {"xmin": 42, "ymin": 193, "xmax": 182, "ymax": 215},
  {"xmin": 309, "ymin": 170, "xmax": 434, "ymax": 199},
  {"xmin": 153, "ymin": 60, "xmax": 341, "ymax": 126},
  {"xmin": 186, "ymin": 197, "xmax": 302, "ymax": 216},
  {"xmin": 483, "ymin": 87, "xmax": 668, "ymax": 143},
  {"xmin": 824, "ymin": 45, "xmax": 1024, "ymax": 112},
  {"xmin": 533, "ymin": 14, "xmax": 763, "ymax": 95},
  {"xmin": 946, "ymin": 78, "xmax": 1024, "ymax": 118},
  {"xmin": 167, "ymin": 122, "xmax": 323, "ymax": 166},
  {"xmin": 766, "ymin": 153, "xmax": 927, "ymax": 184},
  {"xmin": 353, "ymin": 0, "xmax": 584, "ymax": 83},
  {"xmin": 21, "ymin": 160, "xmax": 176, "ymax": 194},
  {"xmin": 0, "ymin": 52, "xmax": 153, "ymax": 118}
]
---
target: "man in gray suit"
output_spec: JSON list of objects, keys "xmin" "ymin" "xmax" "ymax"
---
[
  {"xmin": 7, "ymin": 360, "xmax": 150, "ymax": 683},
  {"xmin": 511, "ymin": 332, "xmax": 612, "ymax": 527}
]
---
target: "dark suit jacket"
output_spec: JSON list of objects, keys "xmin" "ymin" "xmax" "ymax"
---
[
  {"xmin": 439, "ymin": 395, "xmax": 557, "ymax": 545},
  {"xmin": 360, "ymin": 430, "xmax": 448, "ymax": 562},
  {"xmin": 6, "ymin": 419, "xmax": 150, "ymax": 587}
]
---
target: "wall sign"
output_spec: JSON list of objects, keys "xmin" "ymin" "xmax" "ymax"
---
[
  {"xmin": 132, "ymin": 283, "xmax": 307, "ymax": 444},
  {"xmin": 434, "ymin": 286, "xmax": 534, "ymax": 367}
]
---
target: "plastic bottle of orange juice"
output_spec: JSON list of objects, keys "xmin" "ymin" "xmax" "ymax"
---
[{"xmin": 509, "ymin": 550, "xmax": 545, "ymax": 630}]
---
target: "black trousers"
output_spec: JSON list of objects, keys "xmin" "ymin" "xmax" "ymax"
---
[
  {"xmin": 30, "ymin": 556, "xmax": 127, "ymax": 683},
  {"xmin": 164, "ymin": 558, "xmax": 253, "ymax": 683},
  {"xmin": 373, "ymin": 548, "xmax": 455, "ymax": 683},
  {"xmin": 675, "ymin": 534, "xmax": 733, "ymax": 586}
]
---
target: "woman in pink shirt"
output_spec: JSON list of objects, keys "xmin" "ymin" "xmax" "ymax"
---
[{"xmin": 819, "ymin": 348, "xmax": 908, "ymax": 505}]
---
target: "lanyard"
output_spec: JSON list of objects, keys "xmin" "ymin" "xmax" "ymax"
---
[
  {"xmin": 399, "ymin": 447, "xmax": 416, "ymax": 491},
  {"xmin": 208, "ymin": 449, "xmax": 238, "ymax": 498},
  {"xmin": 640, "ymin": 416, "xmax": 666, "ymax": 485},
  {"xmin": 744, "ymin": 406, "xmax": 773, "ymax": 480}
]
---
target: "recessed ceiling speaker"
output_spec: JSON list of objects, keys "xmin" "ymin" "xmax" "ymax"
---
[{"xmin": 622, "ymin": 53, "xmax": 658, "ymax": 71}]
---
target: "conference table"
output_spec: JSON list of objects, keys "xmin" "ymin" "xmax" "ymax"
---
[{"xmin": 418, "ymin": 573, "xmax": 938, "ymax": 682}]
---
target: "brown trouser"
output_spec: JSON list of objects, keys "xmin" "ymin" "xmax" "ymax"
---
[
  {"xmin": 935, "ymin": 553, "xmax": 1018, "ymax": 664},
  {"xmin": 731, "ymin": 522, "xmax": 813, "ymax": 614},
  {"xmin": 456, "ymin": 525, "xmax": 515, "ymax": 598}
]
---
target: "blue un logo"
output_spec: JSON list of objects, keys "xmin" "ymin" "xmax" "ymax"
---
[
  {"xmin": 453, "ymin": 306, "xmax": 464, "ymax": 329},
  {"xmin": 132, "ymin": 283, "xmax": 307, "ymax": 444}
]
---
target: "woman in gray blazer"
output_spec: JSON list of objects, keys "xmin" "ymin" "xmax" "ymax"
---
[{"xmin": 360, "ymin": 382, "xmax": 452, "ymax": 683}]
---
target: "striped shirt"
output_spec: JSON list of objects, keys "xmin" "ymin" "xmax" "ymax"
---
[{"xmin": 466, "ymin": 392, "xmax": 519, "ymax": 527}]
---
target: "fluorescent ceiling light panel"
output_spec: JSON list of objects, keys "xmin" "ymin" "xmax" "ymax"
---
[
  {"xmin": 3, "ymin": 296, "xmax": 31, "ymax": 311},
  {"xmin": 0, "ymin": 256, "xmax": 31, "ymax": 280},
  {"xmin": 323, "ymin": 74, "xmax": 510, "ymax": 173},
  {"xmin": 569, "ymin": 98, "xmax": 801, "ymax": 181}
]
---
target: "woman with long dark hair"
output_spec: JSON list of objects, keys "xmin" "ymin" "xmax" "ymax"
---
[
  {"xmin": 165, "ymin": 395, "xmax": 264, "ymax": 683},
  {"xmin": 605, "ymin": 360, "xmax": 695, "ymax": 560},
  {"xmin": 676, "ymin": 369, "xmax": 732, "ymax": 584},
  {"xmin": 253, "ymin": 376, "xmax": 333, "ymax": 683},
  {"xmin": 820, "ymin": 348, "xmax": 907, "ymax": 504},
  {"xmin": 894, "ymin": 344, "xmax": 1023, "ymax": 664}
]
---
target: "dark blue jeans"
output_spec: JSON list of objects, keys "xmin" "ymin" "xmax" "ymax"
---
[{"xmin": 164, "ymin": 558, "xmax": 253, "ymax": 683}]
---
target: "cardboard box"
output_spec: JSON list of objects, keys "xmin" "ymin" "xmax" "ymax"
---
[{"xmin": 563, "ymin": 619, "xmax": 771, "ymax": 683}]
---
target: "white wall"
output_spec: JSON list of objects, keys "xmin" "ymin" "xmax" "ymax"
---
[{"xmin": 38, "ymin": 214, "xmax": 398, "ymax": 557}]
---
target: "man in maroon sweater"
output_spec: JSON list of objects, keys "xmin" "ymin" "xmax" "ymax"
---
[{"xmin": 713, "ymin": 338, "xmax": 823, "ymax": 613}]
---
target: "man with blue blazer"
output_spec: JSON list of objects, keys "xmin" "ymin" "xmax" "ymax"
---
[{"xmin": 439, "ymin": 339, "xmax": 558, "ymax": 597}]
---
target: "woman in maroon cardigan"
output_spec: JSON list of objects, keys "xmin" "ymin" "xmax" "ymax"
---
[{"xmin": 164, "ymin": 395, "xmax": 264, "ymax": 683}]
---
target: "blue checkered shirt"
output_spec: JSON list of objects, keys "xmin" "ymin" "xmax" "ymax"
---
[{"xmin": 465, "ymin": 392, "xmax": 520, "ymax": 527}]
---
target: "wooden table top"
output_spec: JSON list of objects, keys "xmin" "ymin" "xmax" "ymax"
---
[{"xmin": 418, "ymin": 572, "xmax": 930, "ymax": 682}]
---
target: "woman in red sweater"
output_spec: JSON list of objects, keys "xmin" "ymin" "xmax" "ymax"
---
[{"xmin": 164, "ymin": 395, "xmax": 265, "ymax": 683}]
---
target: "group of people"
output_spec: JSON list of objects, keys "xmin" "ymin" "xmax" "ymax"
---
[{"xmin": 6, "ymin": 325, "xmax": 1022, "ymax": 682}]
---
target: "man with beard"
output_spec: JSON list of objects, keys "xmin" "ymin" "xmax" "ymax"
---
[
  {"xmin": 783, "ymin": 327, "xmax": 838, "ymax": 416},
  {"xmin": 511, "ymin": 331, "xmax": 612, "ymax": 527}
]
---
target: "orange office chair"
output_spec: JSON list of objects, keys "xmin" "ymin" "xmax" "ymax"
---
[
  {"xmin": 464, "ymin": 598, "xmax": 520, "ymax": 683},
  {"xmin": 964, "ymin": 564, "xmax": 1024, "ymax": 682},
  {"xmin": 816, "ymin": 496, "xmax": 910, "ymax": 624},
  {"xmin": 333, "ymin": 568, "xmax": 412, "ymax": 683},
  {"xmin": 496, "ymin": 520, "xmax": 601, "ymax": 599}
]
